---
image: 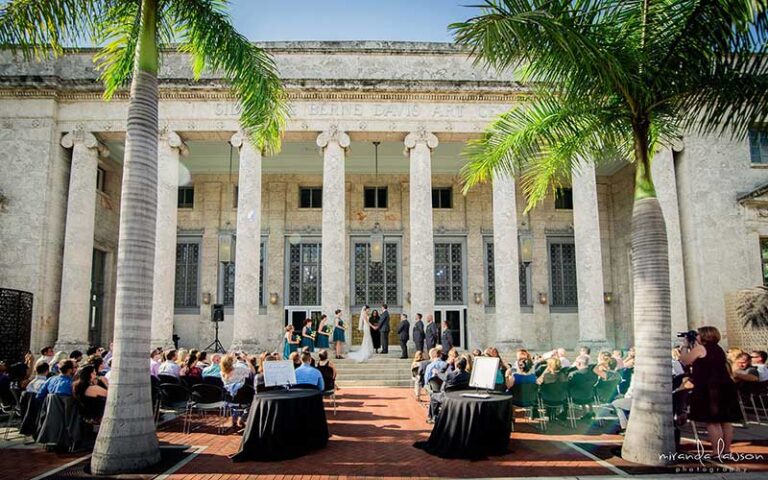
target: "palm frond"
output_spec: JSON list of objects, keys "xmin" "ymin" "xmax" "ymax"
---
[
  {"xmin": 93, "ymin": 0, "xmax": 141, "ymax": 100},
  {"xmin": 736, "ymin": 286, "xmax": 768, "ymax": 329},
  {"xmin": 170, "ymin": 0, "xmax": 287, "ymax": 154},
  {"xmin": 0, "ymin": 0, "xmax": 108, "ymax": 59},
  {"xmin": 461, "ymin": 91, "xmax": 634, "ymax": 209}
]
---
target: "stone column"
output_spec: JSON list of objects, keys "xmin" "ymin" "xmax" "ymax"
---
[
  {"xmin": 492, "ymin": 172, "xmax": 523, "ymax": 346},
  {"xmin": 572, "ymin": 163, "xmax": 608, "ymax": 348},
  {"xmin": 230, "ymin": 131, "xmax": 263, "ymax": 350},
  {"xmin": 652, "ymin": 148, "xmax": 688, "ymax": 336},
  {"xmin": 405, "ymin": 128, "xmax": 438, "ymax": 320},
  {"xmin": 56, "ymin": 131, "xmax": 106, "ymax": 352},
  {"xmin": 150, "ymin": 130, "xmax": 187, "ymax": 349},
  {"xmin": 317, "ymin": 125, "xmax": 350, "ymax": 317}
]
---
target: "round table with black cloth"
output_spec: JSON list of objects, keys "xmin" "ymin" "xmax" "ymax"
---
[
  {"xmin": 414, "ymin": 391, "xmax": 515, "ymax": 460},
  {"xmin": 231, "ymin": 389, "xmax": 329, "ymax": 462}
]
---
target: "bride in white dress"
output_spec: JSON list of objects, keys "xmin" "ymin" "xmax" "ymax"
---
[{"xmin": 348, "ymin": 305, "xmax": 374, "ymax": 363}]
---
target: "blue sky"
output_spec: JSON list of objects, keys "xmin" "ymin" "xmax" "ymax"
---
[{"xmin": 228, "ymin": 1, "xmax": 476, "ymax": 43}]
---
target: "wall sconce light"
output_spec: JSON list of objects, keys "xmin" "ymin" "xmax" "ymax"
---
[
  {"xmin": 406, "ymin": 291, "xmax": 411, "ymax": 304},
  {"xmin": 538, "ymin": 292, "xmax": 548, "ymax": 305},
  {"xmin": 519, "ymin": 236, "xmax": 533, "ymax": 264},
  {"xmin": 218, "ymin": 232, "xmax": 236, "ymax": 264},
  {"xmin": 603, "ymin": 291, "xmax": 613, "ymax": 304},
  {"xmin": 473, "ymin": 292, "xmax": 483, "ymax": 304},
  {"xmin": 370, "ymin": 222, "xmax": 384, "ymax": 263},
  {"xmin": 269, "ymin": 292, "xmax": 279, "ymax": 305},
  {"xmin": 202, "ymin": 292, "xmax": 211, "ymax": 305}
]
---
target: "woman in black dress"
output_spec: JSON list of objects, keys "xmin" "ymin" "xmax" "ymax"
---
[
  {"xmin": 680, "ymin": 326, "xmax": 742, "ymax": 455},
  {"xmin": 370, "ymin": 310, "xmax": 381, "ymax": 353}
]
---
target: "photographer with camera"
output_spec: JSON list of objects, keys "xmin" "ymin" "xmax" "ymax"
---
[{"xmin": 679, "ymin": 326, "xmax": 742, "ymax": 456}]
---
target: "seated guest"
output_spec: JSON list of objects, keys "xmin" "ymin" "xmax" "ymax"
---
[
  {"xmin": 623, "ymin": 347, "xmax": 636, "ymax": 368},
  {"xmin": 593, "ymin": 352, "xmax": 618, "ymax": 380},
  {"xmin": 575, "ymin": 346, "xmax": 591, "ymax": 366},
  {"xmin": 0, "ymin": 363, "xmax": 9, "ymax": 395},
  {"xmin": 295, "ymin": 352, "xmax": 324, "ymax": 390},
  {"xmin": 49, "ymin": 351, "xmax": 69, "ymax": 374},
  {"xmin": 751, "ymin": 350, "xmax": 768, "ymax": 381},
  {"xmin": 505, "ymin": 358, "xmax": 536, "ymax": 389},
  {"xmin": 411, "ymin": 351, "xmax": 426, "ymax": 370},
  {"xmin": 424, "ymin": 348, "xmax": 447, "ymax": 384},
  {"xmin": 300, "ymin": 347, "xmax": 317, "ymax": 367},
  {"xmin": 26, "ymin": 362, "xmax": 50, "ymax": 394},
  {"xmin": 672, "ymin": 347, "xmax": 686, "ymax": 376},
  {"xmin": 158, "ymin": 350, "xmax": 181, "ymax": 378},
  {"xmin": 471, "ymin": 348, "xmax": 483, "ymax": 358},
  {"xmin": 35, "ymin": 346, "xmax": 54, "ymax": 369},
  {"xmin": 72, "ymin": 365, "xmax": 107, "ymax": 420},
  {"xmin": 732, "ymin": 352, "xmax": 759, "ymax": 383},
  {"xmin": 537, "ymin": 357, "xmax": 563, "ymax": 385},
  {"xmin": 150, "ymin": 348, "xmax": 163, "ymax": 377},
  {"xmin": 428, "ymin": 357, "xmax": 470, "ymax": 423},
  {"xmin": 316, "ymin": 350, "xmax": 336, "ymax": 390},
  {"xmin": 612, "ymin": 350, "xmax": 625, "ymax": 370},
  {"xmin": 69, "ymin": 350, "xmax": 83, "ymax": 367},
  {"xmin": 37, "ymin": 360, "xmax": 75, "ymax": 399},
  {"xmin": 221, "ymin": 353, "xmax": 251, "ymax": 395},
  {"xmin": 196, "ymin": 351, "xmax": 209, "ymax": 368},
  {"xmin": 202, "ymin": 353, "xmax": 222, "ymax": 377},
  {"xmin": 289, "ymin": 351, "xmax": 301, "ymax": 369},
  {"xmin": 516, "ymin": 348, "xmax": 532, "ymax": 362},
  {"xmin": 180, "ymin": 352, "xmax": 202, "ymax": 378},
  {"xmin": 86, "ymin": 346, "xmax": 99, "ymax": 357},
  {"xmin": 461, "ymin": 353, "xmax": 473, "ymax": 373},
  {"xmin": 176, "ymin": 349, "xmax": 189, "ymax": 369}
]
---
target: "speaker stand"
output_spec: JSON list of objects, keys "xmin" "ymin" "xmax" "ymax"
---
[{"xmin": 205, "ymin": 322, "xmax": 226, "ymax": 353}]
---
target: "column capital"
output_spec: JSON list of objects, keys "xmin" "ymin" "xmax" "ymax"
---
[
  {"xmin": 229, "ymin": 130, "xmax": 247, "ymax": 149},
  {"xmin": 405, "ymin": 126, "xmax": 438, "ymax": 151},
  {"xmin": 316, "ymin": 124, "xmax": 350, "ymax": 149},
  {"xmin": 160, "ymin": 128, "xmax": 189, "ymax": 156},
  {"xmin": 61, "ymin": 130, "xmax": 109, "ymax": 158}
]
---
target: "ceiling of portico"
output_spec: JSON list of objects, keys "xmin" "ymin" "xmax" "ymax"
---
[
  {"xmin": 104, "ymin": 139, "xmax": 629, "ymax": 176},
  {"xmin": 105, "ymin": 140, "xmax": 470, "ymax": 175}
]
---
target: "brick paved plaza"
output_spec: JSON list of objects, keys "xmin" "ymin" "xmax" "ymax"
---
[{"xmin": 2, "ymin": 388, "xmax": 767, "ymax": 480}]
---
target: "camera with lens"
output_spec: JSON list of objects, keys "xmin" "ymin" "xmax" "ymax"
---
[{"xmin": 676, "ymin": 330, "xmax": 697, "ymax": 347}]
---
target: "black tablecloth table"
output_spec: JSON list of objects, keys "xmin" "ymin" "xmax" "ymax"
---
[
  {"xmin": 414, "ymin": 391, "xmax": 514, "ymax": 459},
  {"xmin": 231, "ymin": 389, "xmax": 329, "ymax": 462}
]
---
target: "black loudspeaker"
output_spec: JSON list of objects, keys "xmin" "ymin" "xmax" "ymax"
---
[{"xmin": 212, "ymin": 304, "xmax": 224, "ymax": 322}]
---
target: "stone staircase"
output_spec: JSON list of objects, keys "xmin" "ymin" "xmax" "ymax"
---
[{"xmin": 334, "ymin": 349, "xmax": 413, "ymax": 387}]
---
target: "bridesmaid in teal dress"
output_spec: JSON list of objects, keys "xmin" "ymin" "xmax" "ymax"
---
[
  {"xmin": 332, "ymin": 309, "xmax": 346, "ymax": 359},
  {"xmin": 316, "ymin": 314, "xmax": 331, "ymax": 349},
  {"xmin": 301, "ymin": 318, "xmax": 316, "ymax": 352},
  {"xmin": 282, "ymin": 325, "xmax": 300, "ymax": 359}
]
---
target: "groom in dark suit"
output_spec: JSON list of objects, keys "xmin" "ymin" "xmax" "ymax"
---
[{"xmin": 378, "ymin": 304, "xmax": 391, "ymax": 354}]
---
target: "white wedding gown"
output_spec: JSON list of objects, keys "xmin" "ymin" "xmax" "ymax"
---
[{"xmin": 348, "ymin": 314, "xmax": 375, "ymax": 363}]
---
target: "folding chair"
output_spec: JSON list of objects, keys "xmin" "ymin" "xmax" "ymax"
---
[
  {"xmin": 187, "ymin": 384, "xmax": 227, "ymax": 434},
  {"xmin": 155, "ymin": 383, "xmax": 190, "ymax": 425},
  {"xmin": 538, "ymin": 381, "xmax": 568, "ymax": 431}
]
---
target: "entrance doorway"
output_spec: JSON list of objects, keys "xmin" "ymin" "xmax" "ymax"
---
[
  {"xmin": 285, "ymin": 307, "xmax": 323, "ymax": 333},
  {"xmin": 434, "ymin": 307, "xmax": 466, "ymax": 349},
  {"xmin": 89, "ymin": 249, "xmax": 106, "ymax": 347}
]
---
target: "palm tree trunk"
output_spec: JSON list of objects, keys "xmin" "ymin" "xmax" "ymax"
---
[
  {"xmin": 621, "ymin": 151, "xmax": 675, "ymax": 464},
  {"xmin": 91, "ymin": 0, "xmax": 161, "ymax": 474}
]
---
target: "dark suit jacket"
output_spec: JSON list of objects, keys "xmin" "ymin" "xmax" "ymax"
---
[
  {"xmin": 441, "ymin": 328, "xmax": 454, "ymax": 352},
  {"xmin": 397, "ymin": 319, "xmax": 410, "ymax": 341},
  {"xmin": 426, "ymin": 322, "xmax": 439, "ymax": 349},
  {"xmin": 412, "ymin": 320, "xmax": 425, "ymax": 344},
  {"xmin": 378, "ymin": 310, "xmax": 391, "ymax": 332},
  {"xmin": 442, "ymin": 369, "xmax": 470, "ymax": 391}
]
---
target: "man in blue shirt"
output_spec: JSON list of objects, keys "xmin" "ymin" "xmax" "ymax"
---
[
  {"xmin": 424, "ymin": 348, "xmax": 447, "ymax": 385},
  {"xmin": 294, "ymin": 352, "xmax": 324, "ymax": 390},
  {"xmin": 37, "ymin": 360, "xmax": 75, "ymax": 399},
  {"xmin": 202, "ymin": 353, "xmax": 222, "ymax": 377}
]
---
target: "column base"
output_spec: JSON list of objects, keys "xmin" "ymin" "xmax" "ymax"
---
[
  {"xmin": 495, "ymin": 338, "xmax": 525, "ymax": 358},
  {"xmin": 229, "ymin": 339, "xmax": 268, "ymax": 354},
  {"xmin": 54, "ymin": 339, "xmax": 89, "ymax": 355},
  {"xmin": 150, "ymin": 338, "xmax": 176, "ymax": 351}
]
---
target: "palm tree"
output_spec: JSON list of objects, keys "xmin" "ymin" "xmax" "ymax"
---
[
  {"xmin": 1, "ymin": 0, "xmax": 286, "ymax": 474},
  {"xmin": 451, "ymin": 0, "xmax": 767, "ymax": 466}
]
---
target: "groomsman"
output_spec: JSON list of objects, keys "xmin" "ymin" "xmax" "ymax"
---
[
  {"xmin": 378, "ymin": 304, "xmax": 391, "ymax": 354},
  {"xmin": 440, "ymin": 320, "xmax": 454, "ymax": 352},
  {"xmin": 425, "ymin": 314, "xmax": 439, "ymax": 350},
  {"xmin": 412, "ymin": 313, "xmax": 425, "ymax": 354},
  {"xmin": 397, "ymin": 314, "xmax": 410, "ymax": 359}
]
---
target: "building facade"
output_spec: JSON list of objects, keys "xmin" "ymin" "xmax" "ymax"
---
[{"xmin": 1, "ymin": 42, "xmax": 767, "ymax": 354}]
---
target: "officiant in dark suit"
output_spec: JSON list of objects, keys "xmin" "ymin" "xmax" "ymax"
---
[
  {"xmin": 425, "ymin": 314, "xmax": 439, "ymax": 350},
  {"xmin": 440, "ymin": 320, "xmax": 454, "ymax": 352},
  {"xmin": 412, "ymin": 313, "xmax": 425, "ymax": 354},
  {"xmin": 397, "ymin": 313, "xmax": 410, "ymax": 359},
  {"xmin": 378, "ymin": 304, "xmax": 391, "ymax": 354}
]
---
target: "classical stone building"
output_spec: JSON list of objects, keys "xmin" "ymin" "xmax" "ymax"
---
[{"xmin": 1, "ymin": 41, "xmax": 767, "ymax": 354}]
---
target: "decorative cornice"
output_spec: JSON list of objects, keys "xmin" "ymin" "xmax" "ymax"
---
[{"xmin": 0, "ymin": 87, "xmax": 529, "ymax": 104}]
